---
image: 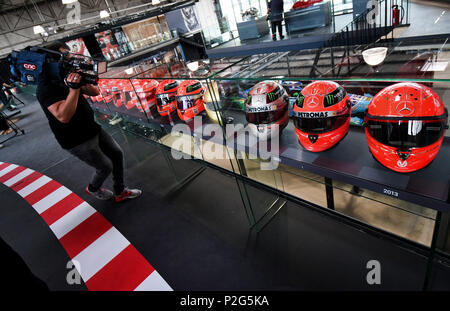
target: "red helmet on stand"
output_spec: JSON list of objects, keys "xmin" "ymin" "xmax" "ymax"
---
[
  {"xmin": 176, "ymin": 80, "xmax": 205, "ymax": 121},
  {"xmin": 245, "ymin": 80, "xmax": 289, "ymax": 140},
  {"xmin": 111, "ymin": 79, "xmax": 127, "ymax": 108},
  {"xmin": 155, "ymin": 80, "xmax": 179, "ymax": 117},
  {"xmin": 293, "ymin": 80, "xmax": 351, "ymax": 152},
  {"xmin": 365, "ymin": 82, "xmax": 448, "ymax": 173},
  {"xmin": 133, "ymin": 79, "xmax": 159, "ymax": 113}
]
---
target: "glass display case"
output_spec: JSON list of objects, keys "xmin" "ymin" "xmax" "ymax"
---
[
  {"xmin": 206, "ymin": 43, "xmax": 450, "ymax": 288},
  {"xmin": 86, "ymin": 56, "xmax": 255, "ymax": 225},
  {"xmin": 85, "ymin": 39, "xmax": 450, "ymax": 288},
  {"xmin": 207, "ymin": 40, "xmax": 450, "ymax": 250}
]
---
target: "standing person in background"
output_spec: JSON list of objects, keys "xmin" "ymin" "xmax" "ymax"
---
[
  {"xmin": 0, "ymin": 77, "xmax": 17, "ymax": 111},
  {"xmin": 268, "ymin": 0, "xmax": 284, "ymax": 41}
]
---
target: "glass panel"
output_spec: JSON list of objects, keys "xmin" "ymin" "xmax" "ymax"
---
[{"xmin": 209, "ymin": 49, "xmax": 450, "ymax": 248}]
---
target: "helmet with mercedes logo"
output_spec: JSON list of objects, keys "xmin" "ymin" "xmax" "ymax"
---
[
  {"xmin": 245, "ymin": 80, "xmax": 290, "ymax": 140},
  {"xmin": 155, "ymin": 79, "xmax": 179, "ymax": 117},
  {"xmin": 292, "ymin": 80, "xmax": 351, "ymax": 152},
  {"xmin": 176, "ymin": 80, "xmax": 205, "ymax": 121},
  {"xmin": 365, "ymin": 82, "xmax": 448, "ymax": 173}
]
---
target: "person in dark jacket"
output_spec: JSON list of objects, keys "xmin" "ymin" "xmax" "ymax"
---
[
  {"xmin": 268, "ymin": 0, "xmax": 284, "ymax": 41},
  {"xmin": 36, "ymin": 41, "xmax": 142, "ymax": 203}
]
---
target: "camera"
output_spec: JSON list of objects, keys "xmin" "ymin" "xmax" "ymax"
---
[
  {"xmin": 59, "ymin": 51, "xmax": 108, "ymax": 87},
  {"xmin": 8, "ymin": 46, "xmax": 107, "ymax": 87}
]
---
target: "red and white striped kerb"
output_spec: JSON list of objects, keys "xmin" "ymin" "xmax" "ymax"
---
[{"xmin": 0, "ymin": 161, "xmax": 172, "ymax": 291}]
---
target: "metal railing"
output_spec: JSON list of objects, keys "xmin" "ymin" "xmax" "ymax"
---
[{"xmin": 310, "ymin": 0, "xmax": 410, "ymax": 77}]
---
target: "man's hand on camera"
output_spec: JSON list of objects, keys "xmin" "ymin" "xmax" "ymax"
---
[
  {"xmin": 65, "ymin": 72, "xmax": 82, "ymax": 90},
  {"xmin": 81, "ymin": 84, "xmax": 100, "ymax": 96}
]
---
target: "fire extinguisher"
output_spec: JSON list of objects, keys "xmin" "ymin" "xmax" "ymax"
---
[{"xmin": 392, "ymin": 4, "xmax": 404, "ymax": 26}]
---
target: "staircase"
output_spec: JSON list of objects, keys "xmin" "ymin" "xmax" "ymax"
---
[{"xmin": 309, "ymin": 0, "xmax": 410, "ymax": 77}]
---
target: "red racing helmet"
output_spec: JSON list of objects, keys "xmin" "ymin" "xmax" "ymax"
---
[
  {"xmin": 155, "ymin": 79, "xmax": 179, "ymax": 117},
  {"xmin": 176, "ymin": 80, "xmax": 205, "ymax": 121},
  {"xmin": 132, "ymin": 79, "xmax": 159, "ymax": 113},
  {"xmin": 245, "ymin": 80, "xmax": 290, "ymax": 140},
  {"xmin": 365, "ymin": 82, "xmax": 448, "ymax": 173},
  {"xmin": 293, "ymin": 80, "xmax": 351, "ymax": 152}
]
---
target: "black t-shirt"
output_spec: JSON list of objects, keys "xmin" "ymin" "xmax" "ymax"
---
[{"xmin": 36, "ymin": 81, "xmax": 101, "ymax": 149}]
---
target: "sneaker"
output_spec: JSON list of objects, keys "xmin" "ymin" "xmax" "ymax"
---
[
  {"xmin": 85, "ymin": 186, "xmax": 114, "ymax": 200},
  {"xmin": 115, "ymin": 187, "xmax": 142, "ymax": 202}
]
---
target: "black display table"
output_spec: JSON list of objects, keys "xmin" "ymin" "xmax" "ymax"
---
[{"xmin": 202, "ymin": 109, "xmax": 450, "ymax": 213}]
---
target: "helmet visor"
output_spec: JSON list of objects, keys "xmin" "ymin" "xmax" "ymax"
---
[
  {"xmin": 366, "ymin": 119, "xmax": 447, "ymax": 149},
  {"xmin": 246, "ymin": 105, "xmax": 288, "ymax": 125},
  {"xmin": 294, "ymin": 114, "xmax": 348, "ymax": 134},
  {"xmin": 177, "ymin": 95, "xmax": 202, "ymax": 111},
  {"xmin": 156, "ymin": 92, "xmax": 176, "ymax": 107}
]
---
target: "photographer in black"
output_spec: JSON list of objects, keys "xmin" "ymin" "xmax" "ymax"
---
[{"xmin": 36, "ymin": 41, "xmax": 141, "ymax": 202}]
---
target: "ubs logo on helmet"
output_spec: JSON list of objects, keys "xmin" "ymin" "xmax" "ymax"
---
[
  {"xmin": 396, "ymin": 101, "xmax": 415, "ymax": 116},
  {"xmin": 23, "ymin": 63, "xmax": 36, "ymax": 70}
]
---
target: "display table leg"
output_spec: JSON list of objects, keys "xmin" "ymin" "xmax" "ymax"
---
[
  {"xmin": 236, "ymin": 157, "xmax": 248, "ymax": 177},
  {"xmin": 423, "ymin": 211, "xmax": 442, "ymax": 291},
  {"xmin": 350, "ymin": 185, "xmax": 362, "ymax": 196},
  {"xmin": 325, "ymin": 177, "xmax": 335, "ymax": 210}
]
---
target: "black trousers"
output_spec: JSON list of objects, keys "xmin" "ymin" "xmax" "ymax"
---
[
  {"xmin": 0, "ymin": 89, "xmax": 8, "ymax": 106},
  {"xmin": 68, "ymin": 128, "xmax": 125, "ymax": 195},
  {"xmin": 271, "ymin": 20, "xmax": 283, "ymax": 37}
]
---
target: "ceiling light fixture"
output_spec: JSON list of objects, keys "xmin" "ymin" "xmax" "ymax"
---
[
  {"xmin": 186, "ymin": 61, "xmax": 199, "ymax": 72},
  {"xmin": 362, "ymin": 47, "xmax": 388, "ymax": 66},
  {"xmin": 100, "ymin": 10, "xmax": 110, "ymax": 18},
  {"xmin": 62, "ymin": 0, "xmax": 78, "ymax": 4},
  {"xmin": 152, "ymin": 0, "xmax": 161, "ymax": 5},
  {"xmin": 33, "ymin": 25, "xmax": 46, "ymax": 34}
]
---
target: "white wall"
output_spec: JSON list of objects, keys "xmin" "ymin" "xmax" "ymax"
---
[{"xmin": 194, "ymin": 0, "xmax": 222, "ymax": 40}]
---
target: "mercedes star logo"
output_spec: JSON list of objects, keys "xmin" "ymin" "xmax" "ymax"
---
[
  {"xmin": 307, "ymin": 96, "xmax": 319, "ymax": 107},
  {"xmin": 396, "ymin": 101, "xmax": 415, "ymax": 116}
]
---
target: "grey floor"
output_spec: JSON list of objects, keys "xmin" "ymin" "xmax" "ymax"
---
[
  {"xmin": 399, "ymin": 0, "xmax": 450, "ymax": 38},
  {"xmin": 1, "ymin": 92, "xmax": 450, "ymax": 291},
  {"xmin": 213, "ymin": 13, "xmax": 354, "ymax": 50}
]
